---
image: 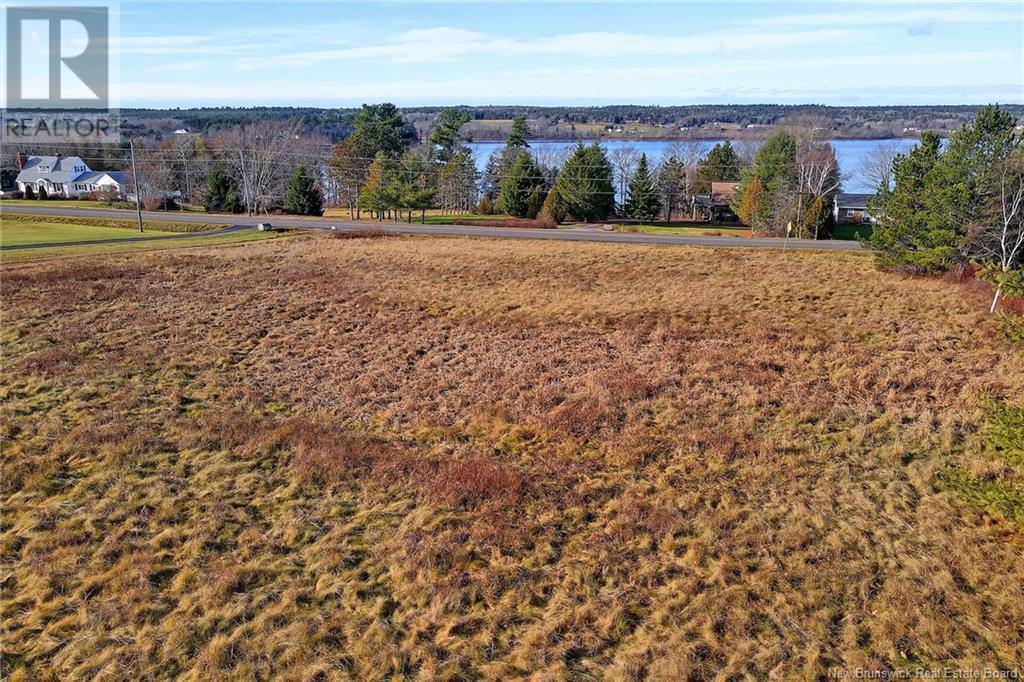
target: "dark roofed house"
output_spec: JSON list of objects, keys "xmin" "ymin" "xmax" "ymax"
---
[{"xmin": 834, "ymin": 193, "xmax": 877, "ymax": 224}]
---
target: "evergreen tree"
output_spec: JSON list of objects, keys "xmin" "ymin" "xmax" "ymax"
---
[
  {"xmin": 867, "ymin": 132, "xmax": 950, "ymax": 271},
  {"xmin": 436, "ymin": 147, "xmax": 479, "ymax": 215},
  {"xmin": 867, "ymin": 107, "xmax": 1020, "ymax": 272},
  {"xmin": 24, "ymin": 185, "xmax": 35, "ymax": 199},
  {"xmin": 555, "ymin": 143, "xmax": 615, "ymax": 222},
  {"xmin": 349, "ymin": 103, "xmax": 416, "ymax": 161},
  {"xmin": 204, "ymin": 168, "xmax": 242, "ymax": 213},
  {"xmin": 482, "ymin": 147, "xmax": 518, "ymax": 200},
  {"xmin": 507, "ymin": 116, "xmax": 531, "ymax": 149},
  {"xmin": 430, "ymin": 108, "xmax": 471, "ymax": 162},
  {"xmin": 732, "ymin": 132, "xmax": 797, "ymax": 230},
  {"xmin": 284, "ymin": 165, "xmax": 323, "ymax": 215},
  {"xmin": 38, "ymin": 186, "xmax": 48, "ymax": 200},
  {"xmin": 497, "ymin": 150, "xmax": 544, "ymax": 218},
  {"xmin": 624, "ymin": 154, "xmax": 661, "ymax": 222},
  {"xmin": 539, "ymin": 186, "xmax": 566, "ymax": 223},
  {"xmin": 657, "ymin": 156, "xmax": 687, "ymax": 220},
  {"xmin": 359, "ymin": 153, "xmax": 398, "ymax": 219},
  {"xmin": 696, "ymin": 141, "xmax": 741, "ymax": 192}
]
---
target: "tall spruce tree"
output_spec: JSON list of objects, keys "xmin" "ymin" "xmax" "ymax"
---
[
  {"xmin": 497, "ymin": 150, "xmax": 545, "ymax": 218},
  {"xmin": 555, "ymin": 143, "xmax": 615, "ymax": 222},
  {"xmin": 624, "ymin": 153, "xmax": 661, "ymax": 222},
  {"xmin": 284, "ymin": 165, "xmax": 323, "ymax": 216}
]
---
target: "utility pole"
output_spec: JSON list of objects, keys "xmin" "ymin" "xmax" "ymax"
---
[{"xmin": 129, "ymin": 139, "xmax": 144, "ymax": 233}]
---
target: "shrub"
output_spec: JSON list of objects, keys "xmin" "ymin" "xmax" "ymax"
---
[
  {"xmin": 143, "ymin": 195, "xmax": 179, "ymax": 211},
  {"xmin": 5, "ymin": 190, "xmax": 24, "ymax": 200},
  {"xmin": 23, "ymin": 185, "xmax": 35, "ymax": 199},
  {"xmin": 477, "ymin": 194, "xmax": 494, "ymax": 215},
  {"xmin": 37, "ymin": 186, "xmax": 48, "ymax": 200},
  {"xmin": 995, "ymin": 313, "xmax": 1024, "ymax": 344}
]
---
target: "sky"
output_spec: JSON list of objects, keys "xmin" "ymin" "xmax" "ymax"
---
[{"xmin": 102, "ymin": 1, "xmax": 1024, "ymax": 106}]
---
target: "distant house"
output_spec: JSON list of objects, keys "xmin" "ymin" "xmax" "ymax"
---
[
  {"xmin": 692, "ymin": 181, "xmax": 740, "ymax": 223},
  {"xmin": 15, "ymin": 154, "xmax": 126, "ymax": 199},
  {"xmin": 173, "ymin": 128, "xmax": 192, "ymax": 134},
  {"xmin": 833, "ymin": 193, "xmax": 877, "ymax": 224}
]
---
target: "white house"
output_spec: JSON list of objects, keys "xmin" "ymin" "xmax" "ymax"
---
[{"xmin": 15, "ymin": 154, "xmax": 127, "ymax": 199}]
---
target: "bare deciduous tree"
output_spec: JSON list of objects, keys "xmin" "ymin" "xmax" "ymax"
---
[
  {"xmin": 974, "ymin": 152, "xmax": 1024, "ymax": 312},
  {"xmin": 215, "ymin": 119, "xmax": 304, "ymax": 215},
  {"xmin": 857, "ymin": 140, "xmax": 903, "ymax": 192},
  {"xmin": 609, "ymin": 146, "xmax": 639, "ymax": 210}
]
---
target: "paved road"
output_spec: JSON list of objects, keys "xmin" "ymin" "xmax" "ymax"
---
[{"xmin": 1, "ymin": 204, "xmax": 864, "ymax": 251}]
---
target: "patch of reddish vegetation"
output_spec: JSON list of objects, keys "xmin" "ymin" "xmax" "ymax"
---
[{"xmin": 428, "ymin": 456, "xmax": 522, "ymax": 505}]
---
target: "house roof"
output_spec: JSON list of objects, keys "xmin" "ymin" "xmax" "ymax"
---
[
  {"xmin": 836, "ymin": 193, "xmax": 873, "ymax": 209},
  {"xmin": 75, "ymin": 170, "xmax": 126, "ymax": 185},
  {"xmin": 16, "ymin": 155, "xmax": 90, "ymax": 185}
]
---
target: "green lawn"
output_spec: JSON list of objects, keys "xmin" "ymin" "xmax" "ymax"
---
[
  {"xmin": 0, "ymin": 199, "xmax": 112, "ymax": 209},
  {"xmin": 0, "ymin": 219, "xmax": 175, "ymax": 247},
  {"xmin": 1, "ymin": 229, "xmax": 275, "ymax": 263},
  {"xmin": 833, "ymin": 224, "xmax": 874, "ymax": 240}
]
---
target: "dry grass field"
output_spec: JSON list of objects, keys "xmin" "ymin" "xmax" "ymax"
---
[{"xmin": 2, "ymin": 233, "xmax": 1023, "ymax": 680}]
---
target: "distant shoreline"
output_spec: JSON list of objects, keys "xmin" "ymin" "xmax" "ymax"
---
[{"xmin": 466, "ymin": 136, "xmax": 925, "ymax": 144}]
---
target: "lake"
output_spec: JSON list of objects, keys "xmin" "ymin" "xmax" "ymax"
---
[{"xmin": 468, "ymin": 138, "xmax": 918, "ymax": 194}]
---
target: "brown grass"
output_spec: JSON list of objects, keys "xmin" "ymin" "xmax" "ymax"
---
[
  {"xmin": 331, "ymin": 227, "xmax": 397, "ymax": 239},
  {"xmin": 2, "ymin": 232, "xmax": 1024, "ymax": 679}
]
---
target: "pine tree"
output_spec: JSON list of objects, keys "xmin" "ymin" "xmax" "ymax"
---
[
  {"xmin": 656, "ymin": 156, "xmax": 687, "ymax": 220},
  {"xmin": 24, "ymin": 185, "xmax": 35, "ymax": 200},
  {"xmin": 482, "ymin": 147, "xmax": 517, "ymax": 200},
  {"xmin": 539, "ymin": 186, "xmax": 566, "ymax": 223},
  {"xmin": 868, "ymin": 108, "xmax": 1019, "ymax": 272},
  {"xmin": 349, "ymin": 103, "xmax": 416, "ymax": 161},
  {"xmin": 696, "ymin": 141, "xmax": 741, "ymax": 192},
  {"xmin": 284, "ymin": 165, "xmax": 324, "ymax": 216},
  {"xmin": 38, "ymin": 186, "xmax": 48, "ymax": 200},
  {"xmin": 430, "ymin": 108, "xmax": 471, "ymax": 163},
  {"xmin": 867, "ymin": 132, "xmax": 954, "ymax": 271},
  {"xmin": 555, "ymin": 143, "xmax": 615, "ymax": 222},
  {"xmin": 507, "ymin": 116, "xmax": 531, "ymax": 149},
  {"xmin": 624, "ymin": 154, "xmax": 661, "ymax": 222},
  {"xmin": 205, "ymin": 168, "xmax": 242, "ymax": 213},
  {"xmin": 497, "ymin": 150, "xmax": 544, "ymax": 218}
]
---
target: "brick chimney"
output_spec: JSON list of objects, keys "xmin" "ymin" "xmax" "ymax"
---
[{"xmin": 16, "ymin": 153, "xmax": 27, "ymax": 169}]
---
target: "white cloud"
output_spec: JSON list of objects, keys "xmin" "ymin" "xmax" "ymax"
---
[
  {"xmin": 744, "ymin": 6, "xmax": 1022, "ymax": 28},
  {"xmin": 232, "ymin": 25, "xmax": 870, "ymax": 70}
]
